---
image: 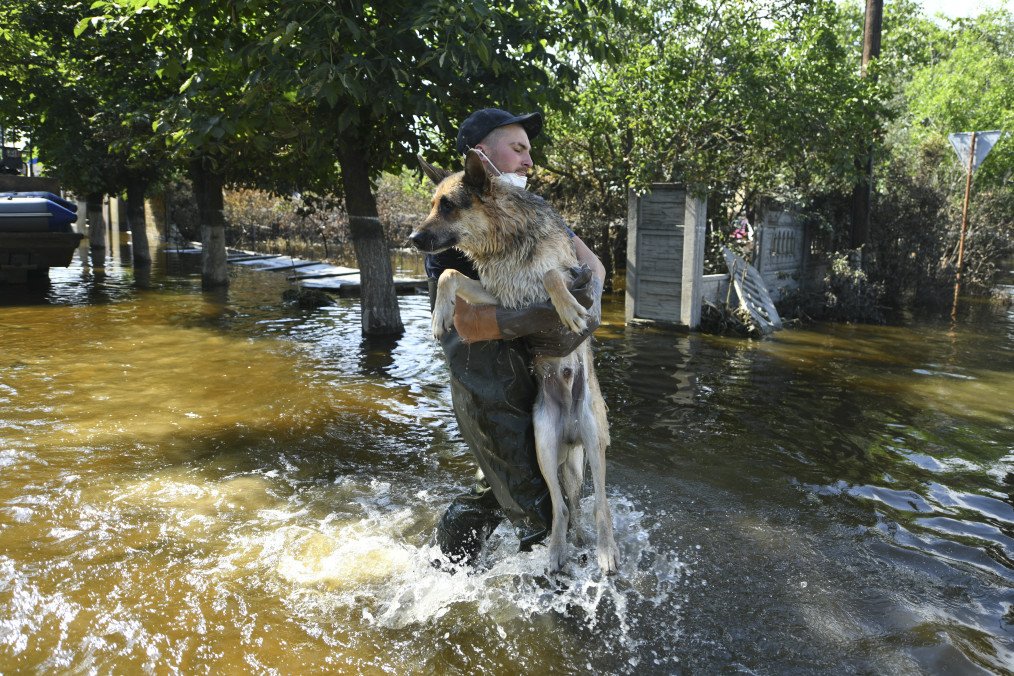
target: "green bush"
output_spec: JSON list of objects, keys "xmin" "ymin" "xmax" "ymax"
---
[{"xmin": 822, "ymin": 251, "xmax": 887, "ymax": 323}]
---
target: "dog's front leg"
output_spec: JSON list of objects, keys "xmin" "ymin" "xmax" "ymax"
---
[
  {"xmin": 432, "ymin": 269, "xmax": 462, "ymax": 339},
  {"xmin": 432, "ymin": 270, "xmax": 498, "ymax": 340},
  {"xmin": 543, "ymin": 268, "xmax": 589, "ymax": 334},
  {"xmin": 452, "ymin": 276, "xmax": 499, "ymax": 306}
]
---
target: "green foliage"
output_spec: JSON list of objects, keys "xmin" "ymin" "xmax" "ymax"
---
[
  {"xmin": 0, "ymin": 0, "xmax": 175, "ymax": 195},
  {"xmin": 540, "ymin": 0, "xmax": 885, "ymax": 284},
  {"xmin": 959, "ymin": 185, "xmax": 1014, "ymax": 292},
  {"xmin": 863, "ymin": 8, "xmax": 1014, "ymax": 305},
  {"xmin": 232, "ymin": 0, "xmax": 624, "ymax": 177},
  {"xmin": 543, "ymin": 0, "xmax": 884, "ymax": 240},
  {"xmin": 778, "ymin": 250, "xmax": 886, "ymax": 324},
  {"xmin": 822, "ymin": 251, "xmax": 887, "ymax": 323},
  {"xmin": 73, "ymin": 0, "xmax": 624, "ymax": 194},
  {"xmin": 901, "ymin": 9, "xmax": 1014, "ymax": 189},
  {"xmin": 544, "ymin": 0, "xmax": 881, "ymax": 197},
  {"xmin": 865, "ymin": 139, "xmax": 954, "ymax": 306},
  {"xmin": 833, "ymin": 0, "xmax": 951, "ymax": 95}
]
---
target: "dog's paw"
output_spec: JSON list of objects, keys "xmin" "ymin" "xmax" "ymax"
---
[
  {"xmin": 431, "ymin": 303, "xmax": 455, "ymax": 340},
  {"xmin": 597, "ymin": 539, "xmax": 620, "ymax": 575},
  {"xmin": 431, "ymin": 314, "xmax": 446, "ymax": 340},
  {"xmin": 557, "ymin": 303, "xmax": 589, "ymax": 334},
  {"xmin": 547, "ymin": 540, "xmax": 567, "ymax": 573}
]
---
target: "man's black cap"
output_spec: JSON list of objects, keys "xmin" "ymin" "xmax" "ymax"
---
[{"xmin": 455, "ymin": 108, "xmax": 543, "ymax": 155}]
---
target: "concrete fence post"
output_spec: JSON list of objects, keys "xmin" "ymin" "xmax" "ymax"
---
[
  {"xmin": 625, "ymin": 183, "xmax": 707, "ymax": 329},
  {"xmin": 681, "ymin": 192, "xmax": 707, "ymax": 329}
]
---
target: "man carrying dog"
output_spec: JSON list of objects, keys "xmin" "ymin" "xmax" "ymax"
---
[{"xmin": 426, "ymin": 107, "xmax": 605, "ymax": 566}]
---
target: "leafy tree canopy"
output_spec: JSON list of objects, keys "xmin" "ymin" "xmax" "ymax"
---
[
  {"xmin": 902, "ymin": 9, "xmax": 1013, "ymax": 188},
  {"xmin": 541, "ymin": 0, "xmax": 885, "ymax": 223}
]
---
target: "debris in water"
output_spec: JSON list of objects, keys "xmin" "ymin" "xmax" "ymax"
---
[{"xmin": 282, "ymin": 287, "xmax": 334, "ymax": 309}]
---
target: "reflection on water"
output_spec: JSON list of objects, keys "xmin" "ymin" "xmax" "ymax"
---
[{"xmin": 0, "ymin": 249, "xmax": 1011, "ymax": 673}]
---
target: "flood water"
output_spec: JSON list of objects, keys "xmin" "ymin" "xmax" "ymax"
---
[{"xmin": 1, "ymin": 246, "xmax": 1011, "ymax": 674}]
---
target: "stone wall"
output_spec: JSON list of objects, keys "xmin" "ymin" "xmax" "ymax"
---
[{"xmin": 752, "ymin": 203, "xmax": 808, "ymax": 301}]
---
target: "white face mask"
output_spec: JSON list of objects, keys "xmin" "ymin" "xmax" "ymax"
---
[
  {"xmin": 471, "ymin": 148, "xmax": 528, "ymax": 190},
  {"xmin": 498, "ymin": 173, "xmax": 528, "ymax": 190}
]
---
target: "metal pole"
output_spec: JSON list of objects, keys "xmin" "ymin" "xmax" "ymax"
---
[{"xmin": 951, "ymin": 131, "xmax": 977, "ymax": 320}]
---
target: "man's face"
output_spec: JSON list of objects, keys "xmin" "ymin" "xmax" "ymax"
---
[{"xmin": 474, "ymin": 124, "xmax": 533, "ymax": 178}]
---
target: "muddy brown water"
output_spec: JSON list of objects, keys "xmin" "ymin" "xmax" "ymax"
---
[{"xmin": 1, "ymin": 247, "xmax": 1011, "ymax": 673}]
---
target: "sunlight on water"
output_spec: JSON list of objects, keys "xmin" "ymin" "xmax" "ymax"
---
[
  {"xmin": 0, "ymin": 260, "xmax": 690, "ymax": 671},
  {"xmin": 0, "ymin": 458, "xmax": 687, "ymax": 671},
  {"xmin": 758, "ymin": 324, "xmax": 1014, "ymax": 424}
]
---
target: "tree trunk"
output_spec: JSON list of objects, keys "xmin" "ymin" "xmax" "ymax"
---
[
  {"xmin": 189, "ymin": 157, "xmax": 229, "ymax": 288},
  {"xmin": 336, "ymin": 137, "xmax": 404, "ymax": 336},
  {"xmin": 126, "ymin": 177, "xmax": 152, "ymax": 268},
  {"xmin": 85, "ymin": 192, "xmax": 106, "ymax": 262}
]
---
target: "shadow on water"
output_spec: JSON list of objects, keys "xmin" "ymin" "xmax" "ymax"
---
[{"xmin": 0, "ymin": 247, "xmax": 1011, "ymax": 673}]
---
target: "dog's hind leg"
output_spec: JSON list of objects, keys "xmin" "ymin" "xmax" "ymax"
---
[
  {"xmin": 533, "ymin": 394, "xmax": 568, "ymax": 573},
  {"xmin": 561, "ymin": 444, "xmax": 585, "ymax": 545},
  {"xmin": 581, "ymin": 400, "xmax": 618, "ymax": 574}
]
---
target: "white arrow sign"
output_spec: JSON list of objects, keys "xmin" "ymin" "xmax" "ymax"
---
[{"xmin": 948, "ymin": 130, "xmax": 1003, "ymax": 172}]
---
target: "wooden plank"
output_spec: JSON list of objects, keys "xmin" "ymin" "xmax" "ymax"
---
[
  {"xmin": 286, "ymin": 265, "xmax": 360, "ymax": 280},
  {"xmin": 639, "ymin": 189, "xmax": 686, "ymax": 230},
  {"xmin": 227, "ymin": 253, "xmax": 282, "ymax": 263},
  {"xmin": 232, "ymin": 257, "xmax": 317, "ymax": 271},
  {"xmin": 639, "ymin": 234, "xmax": 682, "ymax": 261},
  {"xmin": 636, "ymin": 282, "xmax": 681, "ymax": 321},
  {"xmin": 299, "ymin": 274, "xmax": 427, "ymax": 297}
]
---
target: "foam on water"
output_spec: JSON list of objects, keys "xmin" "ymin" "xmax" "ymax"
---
[{"xmin": 224, "ymin": 480, "xmax": 689, "ymax": 668}]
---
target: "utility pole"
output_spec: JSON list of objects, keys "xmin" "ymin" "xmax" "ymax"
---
[{"xmin": 850, "ymin": 0, "xmax": 884, "ymax": 251}]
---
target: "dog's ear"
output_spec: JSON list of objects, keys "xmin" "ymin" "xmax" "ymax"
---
[
  {"xmin": 416, "ymin": 154, "xmax": 451, "ymax": 185},
  {"xmin": 463, "ymin": 149, "xmax": 489, "ymax": 192}
]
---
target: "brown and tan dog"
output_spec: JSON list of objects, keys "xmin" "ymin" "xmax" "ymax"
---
[{"xmin": 409, "ymin": 150, "xmax": 619, "ymax": 574}]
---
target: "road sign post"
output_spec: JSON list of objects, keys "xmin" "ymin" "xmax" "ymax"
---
[{"xmin": 947, "ymin": 130, "xmax": 1002, "ymax": 319}]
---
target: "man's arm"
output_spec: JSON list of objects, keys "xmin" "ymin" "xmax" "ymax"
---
[{"xmin": 573, "ymin": 235, "xmax": 605, "ymax": 285}]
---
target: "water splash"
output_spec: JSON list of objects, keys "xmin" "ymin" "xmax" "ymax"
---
[{"xmin": 238, "ymin": 484, "xmax": 688, "ymax": 670}]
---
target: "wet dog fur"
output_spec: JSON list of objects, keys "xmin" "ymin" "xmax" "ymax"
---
[{"xmin": 410, "ymin": 151, "xmax": 619, "ymax": 574}]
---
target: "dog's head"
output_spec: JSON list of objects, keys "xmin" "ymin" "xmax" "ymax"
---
[{"xmin": 408, "ymin": 150, "xmax": 497, "ymax": 255}]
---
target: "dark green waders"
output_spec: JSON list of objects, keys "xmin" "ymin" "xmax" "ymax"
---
[{"xmin": 432, "ymin": 288, "xmax": 553, "ymax": 565}]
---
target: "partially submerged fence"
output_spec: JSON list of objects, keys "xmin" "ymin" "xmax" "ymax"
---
[
  {"xmin": 625, "ymin": 186, "xmax": 817, "ymax": 329},
  {"xmin": 752, "ymin": 203, "xmax": 809, "ymax": 302}
]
